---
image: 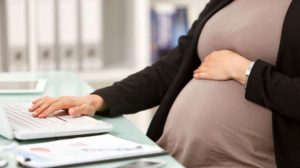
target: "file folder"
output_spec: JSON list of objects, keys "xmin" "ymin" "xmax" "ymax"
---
[
  {"xmin": 6, "ymin": 0, "xmax": 29, "ymax": 71},
  {"xmin": 57, "ymin": 0, "xmax": 79, "ymax": 71},
  {"xmin": 80, "ymin": 0, "xmax": 103, "ymax": 71},
  {"xmin": 36, "ymin": 0, "xmax": 56, "ymax": 71}
]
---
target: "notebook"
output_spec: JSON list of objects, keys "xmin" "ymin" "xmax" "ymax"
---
[
  {"xmin": 0, "ymin": 103, "xmax": 113, "ymax": 140},
  {"xmin": 16, "ymin": 134, "xmax": 166, "ymax": 168}
]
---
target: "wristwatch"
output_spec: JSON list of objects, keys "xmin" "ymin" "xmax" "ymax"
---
[{"xmin": 244, "ymin": 61, "xmax": 255, "ymax": 89}]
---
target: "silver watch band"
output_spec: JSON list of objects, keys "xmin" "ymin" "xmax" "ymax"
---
[{"xmin": 244, "ymin": 61, "xmax": 255, "ymax": 89}]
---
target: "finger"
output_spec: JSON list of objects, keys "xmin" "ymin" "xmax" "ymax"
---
[
  {"xmin": 30, "ymin": 96, "xmax": 53, "ymax": 111},
  {"xmin": 80, "ymin": 104, "xmax": 96, "ymax": 116},
  {"xmin": 57, "ymin": 96, "xmax": 78, "ymax": 106},
  {"xmin": 69, "ymin": 105, "xmax": 85, "ymax": 117},
  {"xmin": 193, "ymin": 73, "xmax": 200, "ymax": 79},
  {"xmin": 194, "ymin": 72, "xmax": 208, "ymax": 79},
  {"xmin": 198, "ymin": 65, "xmax": 207, "ymax": 73},
  {"xmin": 29, "ymin": 99, "xmax": 46, "ymax": 112},
  {"xmin": 32, "ymin": 101, "xmax": 53, "ymax": 117},
  {"xmin": 32, "ymin": 96, "xmax": 49, "ymax": 104},
  {"xmin": 195, "ymin": 58, "xmax": 210, "ymax": 73},
  {"xmin": 38, "ymin": 101, "xmax": 65, "ymax": 118},
  {"xmin": 69, "ymin": 104, "xmax": 94, "ymax": 117},
  {"xmin": 194, "ymin": 65, "xmax": 204, "ymax": 74},
  {"xmin": 198, "ymin": 72, "xmax": 209, "ymax": 79}
]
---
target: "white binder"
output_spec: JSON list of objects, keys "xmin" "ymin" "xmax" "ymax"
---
[
  {"xmin": 6, "ymin": 0, "xmax": 29, "ymax": 71},
  {"xmin": 36, "ymin": 0, "xmax": 56, "ymax": 71},
  {"xmin": 80, "ymin": 0, "xmax": 103, "ymax": 71},
  {"xmin": 58, "ymin": 0, "xmax": 79, "ymax": 71}
]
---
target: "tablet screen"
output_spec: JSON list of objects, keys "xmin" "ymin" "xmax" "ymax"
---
[
  {"xmin": 0, "ymin": 79, "xmax": 47, "ymax": 93},
  {"xmin": 0, "ymin": 81, "xmax": 37, "ymax": 90}
]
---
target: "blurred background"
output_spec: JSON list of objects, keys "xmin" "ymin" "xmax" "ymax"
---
[{"xmin": 0, "ymin": 0, "xmax": 209, "ymax": 133}]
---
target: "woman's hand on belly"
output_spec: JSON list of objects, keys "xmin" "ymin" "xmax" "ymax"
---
[{"xmin": 193, "ymin": 50, "xmax": 251, "ymax": 85}]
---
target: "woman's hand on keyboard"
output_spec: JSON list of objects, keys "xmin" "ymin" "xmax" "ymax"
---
[{"xmin": 28, "ymin": 95, "xmax": 107, "ymax": 118}]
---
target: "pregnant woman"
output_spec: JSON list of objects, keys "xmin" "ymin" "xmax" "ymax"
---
[{"xmin": 29, "ymin": 0, "xmax": 300, "ymax": 167}]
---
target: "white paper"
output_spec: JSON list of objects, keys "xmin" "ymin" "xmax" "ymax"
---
[{"xmin": 17, "ymin": 135, "xmax": 164, "ymax": 167}]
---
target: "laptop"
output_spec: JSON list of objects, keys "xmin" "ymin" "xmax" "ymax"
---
[{"xmin": 0, "ymin": 103, "xmax": 113, "ymax": 140}]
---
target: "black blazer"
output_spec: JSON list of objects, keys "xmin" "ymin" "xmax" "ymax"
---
[{"xmin": 93, "ymin": 0, "xmax": 300, "ymax": 167}]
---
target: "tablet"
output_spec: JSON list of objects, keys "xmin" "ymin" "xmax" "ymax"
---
[{"xmin": 0, "ymin": 79, "xmax": 47, "ymax": 94}]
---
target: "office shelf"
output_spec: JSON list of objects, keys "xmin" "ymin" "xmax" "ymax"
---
[{"xmin": 0, "ymin": 0, "xmax": 209, "ymax": 83}]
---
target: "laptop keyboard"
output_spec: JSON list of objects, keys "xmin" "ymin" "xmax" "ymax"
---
[{"xmin": 4, "ymin": 104, "xmax": 78, "ymax": 131}]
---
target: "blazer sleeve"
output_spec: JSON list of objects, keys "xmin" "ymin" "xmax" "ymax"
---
[
  {"xmin": 91, "ymin": 14, "xmax": 202, "ymax": 117},
  {"xmin": 245, "ymin": 59, "xmax": 300, "ymax": 120}
]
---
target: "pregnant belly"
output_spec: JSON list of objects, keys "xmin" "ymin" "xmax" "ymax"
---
[
  {"xmin": 167, "ymin": 79, "xmax": 272, "ymax": 135},
  {"xmin": 158, "ymin": 79, "xmax": 275, "ymax": 167}
]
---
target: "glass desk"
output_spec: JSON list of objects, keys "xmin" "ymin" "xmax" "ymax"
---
[{"xmin": 0, "ymin": 71, "xmax": 184, "ymax": 168}]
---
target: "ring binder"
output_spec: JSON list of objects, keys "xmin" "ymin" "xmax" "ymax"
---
[
  {"xmin": 36, "ymin": 0, "xmax": 56, "ymax": 71},
  {"xmin": 79, "ymin": 0, "xmax": 103, "ymax": 71},
  {"xmin": 6, "ymin": 0, "xmax": 29, "ymax": 71},
  {"xmin": 57, "ymin": 0, "xmax": 79, "ymax": 71}
]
